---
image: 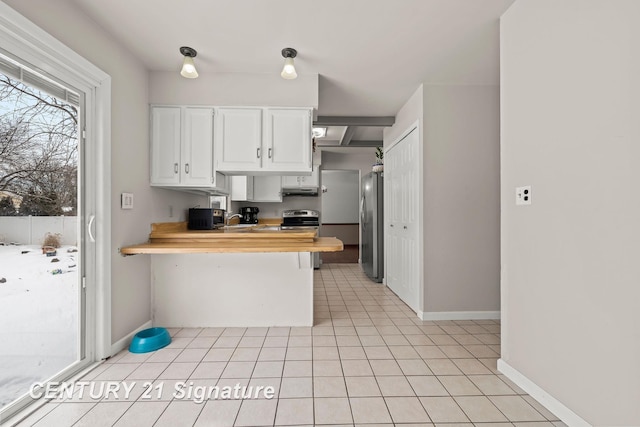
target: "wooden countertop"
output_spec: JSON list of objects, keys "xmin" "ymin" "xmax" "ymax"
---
[
  {"xmin": 120, "ymin": 237, "xmax": 343, "ymax": 255},
  {"xmin": 149, "ymin": 221, "xmax": 317, "ymax": 243},
  {"xmin": 120, "ymin": 221, "xmax": 343, "ymax": 255}
]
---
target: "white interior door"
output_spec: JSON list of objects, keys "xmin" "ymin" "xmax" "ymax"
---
[{"xmin": 385, "ymin": 127, "xmax": 419, "ymax": 311}]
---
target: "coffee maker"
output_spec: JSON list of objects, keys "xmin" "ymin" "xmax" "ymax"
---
[{"xmin": 240, "ymin": 206, "xmax": 259, "ymax": 224}]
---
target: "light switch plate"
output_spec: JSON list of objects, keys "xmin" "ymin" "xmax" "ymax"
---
[
  {"xmin": 121, "ymin": 192, "xmax": 134, "ymax": 210},
  {"xmin": 515, "ymin": 186, "xmax": 531, "ymax": 205}
]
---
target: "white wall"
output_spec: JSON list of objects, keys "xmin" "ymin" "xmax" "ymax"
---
[
  {"xmin": 501, "ymin": 1, "xmax": 640, "ymax": 425},
  {"xmin": 384, "ymin": 84, "xmax": 424, "ymax": 147},
  {"xmin": 2, "ymin": 0, "xmax": 200, "ymax": 346},
  {"xmin": 234, "ymin": 196, "xmax": 321, "ymax": 220},
  {"xmin": 321, "ymin": 149, "xmax": 377, "ymax": 177},
  {"xmin": 423, "ymin": 85, "xmax": 500, "ymax": 313},
  {"xmin": 319, "ymin": 150, "xmax": 376, "ymax": 245},
  {"xmin": 150, "ymin": 71, "xmax": 318, "ymax": 108},
  {"xmin": 383, "ymin": 83, "xmax": 500, "ymax": 317}
]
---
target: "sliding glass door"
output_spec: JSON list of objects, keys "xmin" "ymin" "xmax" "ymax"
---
[{"xmin": 0, "ymin": 55, "xmax": 90, "ymax": 419}]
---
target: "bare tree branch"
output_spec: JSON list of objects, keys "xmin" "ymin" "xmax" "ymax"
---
[{"xmin": 0, "ymin": 73, "xmax": 78, "ymax": 215}]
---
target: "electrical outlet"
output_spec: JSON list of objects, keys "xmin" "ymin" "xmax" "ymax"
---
[
  {"xmin": 515, "ymin": 186, "xmax": 531, "ymax": 205},
  {"xmin": 121, "ymin": 192, "xmax": 134, "ymax": 210},
  {"xmin": 169, "ymin": 205, "xmax": 174, "ymax": 218}
]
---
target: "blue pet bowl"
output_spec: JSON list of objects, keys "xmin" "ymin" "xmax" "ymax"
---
[{"xmin": 129, "ymin": 327, "xmax": 171, "ymax": 353}]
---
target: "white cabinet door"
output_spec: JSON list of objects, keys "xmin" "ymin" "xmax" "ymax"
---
[
  {"xmin": 281, "ymin": 175, "xmax": 300, "ymax": 188},
  {"xmin": 230, "ymin": 176, "xmax": 254, "ymax": 201},
  {"xmin": 282, "ymin": 167, "xmax": 319, "ymax": 189},
  {"xmin": 181, "ymin": 108, "xmax": 213, "ymax": 186},
  {"xmin": 215, "ymin": 108, "xmax": 262, "ymax": 172},
  {"xmin": 385, "ymin": 127, "xmax": 419, "ymax": 312},
  {"xmin": 252, "ymin": 175, "xmax": 282, "ymax": 202},
  {"xmin": 264, "ymin": 108, "xmax": 311, "ymax": 173},
  {"xmin": 151, "ymin": 106, "xmax": 181, "ymax": 185},
  {"xmin": 299, "ymin": 168, "xmax": 319, "ymax": 187}
]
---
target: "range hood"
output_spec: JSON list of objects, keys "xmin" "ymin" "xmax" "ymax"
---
[{"xmin": 282, "ymin": 187, "xmax": 318, "ymax": 197}]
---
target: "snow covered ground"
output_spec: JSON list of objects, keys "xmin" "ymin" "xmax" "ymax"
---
[{"xmin": 0, "ymin": 244, "xmax": 79, "ymax": 408}]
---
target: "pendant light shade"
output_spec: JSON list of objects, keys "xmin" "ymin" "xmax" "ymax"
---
[
  {"xmin": 180, "ymin": 46, "xmax": 199, "ymax": 79},
  {"xmin": 281, "ymin": 48, "xmax": 298, "ymax": 80}
]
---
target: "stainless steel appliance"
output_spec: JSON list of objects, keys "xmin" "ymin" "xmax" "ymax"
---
[
  {"xmin": 240, "ymin": 206, "xmax": 259, "ymax": 224},
  {"xmin": 213, "ymin": 209, "xmax": 226, "ymax": 226},
  {"xmin": 361, "ymin": 172, "xmax": 384, "ymax": 282},
  {"xmin": 281, "ymin": 209, "xmax": 321, "ymax": 269}
]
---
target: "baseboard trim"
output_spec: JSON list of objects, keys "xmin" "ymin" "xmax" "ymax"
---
[
  {"xmin": 497, "ymin": 359, "xmax": 591, "ymax": 427},
  {"xmin": 417, "ymin": 310, "xmax": 501, "ymax": 321},
  {"xmin": 109, "ymin": 320, "xmax": 153, "ymax": 357}
]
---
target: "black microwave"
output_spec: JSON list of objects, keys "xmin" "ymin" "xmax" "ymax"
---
[{"xmin": 188, "ymin": 208, "xmax": 225, "ymax": 230}]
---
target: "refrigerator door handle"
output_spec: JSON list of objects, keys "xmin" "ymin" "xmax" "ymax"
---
[{"xmin": 360, "ymin": 195, "xmax": 366, "ymax": 230}]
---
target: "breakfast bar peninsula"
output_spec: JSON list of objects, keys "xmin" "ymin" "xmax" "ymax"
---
[{"xmin": 121, "ymin": 222, "xmax": 343, "ymax": 327}]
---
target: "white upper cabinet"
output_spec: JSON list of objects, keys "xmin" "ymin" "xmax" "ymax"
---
[
  {"xmin": 230, "ymin": 176, "xmax": 254, "ymax": 201},
  {"xmin": 252, "ymin": 175, "xmax": 283, "ymax": 202},
  {"xmin": 300, "ymin": 168, "xmax": 319, "ymax": 187},
  {"xmin": 230, "ymin": 175, "xmax": 282, "ymax": 202},
  {"xmin": 263, "ymin": 108, "xmax": 312, "ymax": 173},
  {"xmin": 182, "ymin": 108, "xmax": 214, "ymax": 186},
  {"xmin": 150, "ymin": 106, "xmax": 227, "ymax": 194},
  {"xmin": 150, "ymin": 106, "xmax": 181, "ymax": 185},
  {"xmin": 215, "ymin": 108, "xmax": 262, "ymax": 173},
  {"xmin": 281, "ymin": 167, "xmax": 319, "ymax": 188},
  {"xmin": 215, "ymin": 107, "xmax": 312, "ymax": 175}
]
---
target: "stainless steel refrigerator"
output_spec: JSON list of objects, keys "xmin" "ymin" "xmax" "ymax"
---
[{"xmin": 360, "ymin": 172, "xmax": 384, "ymax": 282}]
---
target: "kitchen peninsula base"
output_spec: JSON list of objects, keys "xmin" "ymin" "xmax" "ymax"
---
[
  {"xmin": 121, "ymin": 222, "xmax": 343, "ymax": 328},
  {"xmin": 152, "ymin": 252, "xmax": 314, "ymax": 327}
]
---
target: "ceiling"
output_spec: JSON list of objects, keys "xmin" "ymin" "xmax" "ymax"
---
[{"xmin": 71, "ymin": 0, "xmax": 514, "ymax": 120}]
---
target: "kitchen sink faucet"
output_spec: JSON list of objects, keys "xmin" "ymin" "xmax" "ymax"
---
[{"xmin": 226, "ymin": 213, "xmax": 242, "ymax": 225}]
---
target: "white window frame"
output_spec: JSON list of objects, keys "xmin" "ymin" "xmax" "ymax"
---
[{"xmin": 0, "ymin": 0, "xmax": 111, "ymax": 372}]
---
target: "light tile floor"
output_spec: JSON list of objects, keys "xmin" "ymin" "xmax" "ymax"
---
[{"xmin": 14, "ymin": 264, "xmax": 565, "ymax": 427}]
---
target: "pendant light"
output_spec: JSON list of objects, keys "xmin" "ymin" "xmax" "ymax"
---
[
  {"xmin": 280, "ymin": 47, "xmax": 298, "ymax": 80},
  {"xmin": 179, "ymin": 46, "xmax": 199, "ymax": 79}
]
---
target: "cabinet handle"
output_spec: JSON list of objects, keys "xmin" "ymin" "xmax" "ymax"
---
[
  {"xmin": 174, "ymin": 163, "xmax": 178, "ymax": 174},
  {"xmin": 257, "ymin": 148, "xmax": 261, "ymax": 158},
  {"xmin": 390, "ymin": 224, "xmax": 394, "ymax": 227},
  {"xmin": 403, "ymin": 225, "xmax": 407, "ymax": 229},
  {"xmin": 185, "ymin": 163, "xmax": 189, "ymax": 174},
  {"xmin": 268, "ymin": 148, "xmax": 272, "ymax": 158}
]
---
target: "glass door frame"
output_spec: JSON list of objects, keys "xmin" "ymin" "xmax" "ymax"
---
[{"xmin": 0, "ymin": 3, "xmax": 112, "ymax": 423}]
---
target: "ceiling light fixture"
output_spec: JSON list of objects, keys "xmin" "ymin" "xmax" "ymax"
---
[
  {"xmin": 180, "ymin": 46, "xmax": 199, "ymax": 79},
  {"xmin": 312, "ymin": 127, "xmax": 327, "ymax": 138},
  {"xmin": 280, "ymin": 47, "xmax": 298, "ymax": 80}
]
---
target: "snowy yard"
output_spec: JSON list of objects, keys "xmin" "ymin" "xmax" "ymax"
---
[{"xmin": 0, "ymin": 244, "xmax": 78, "ymax": 408}]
